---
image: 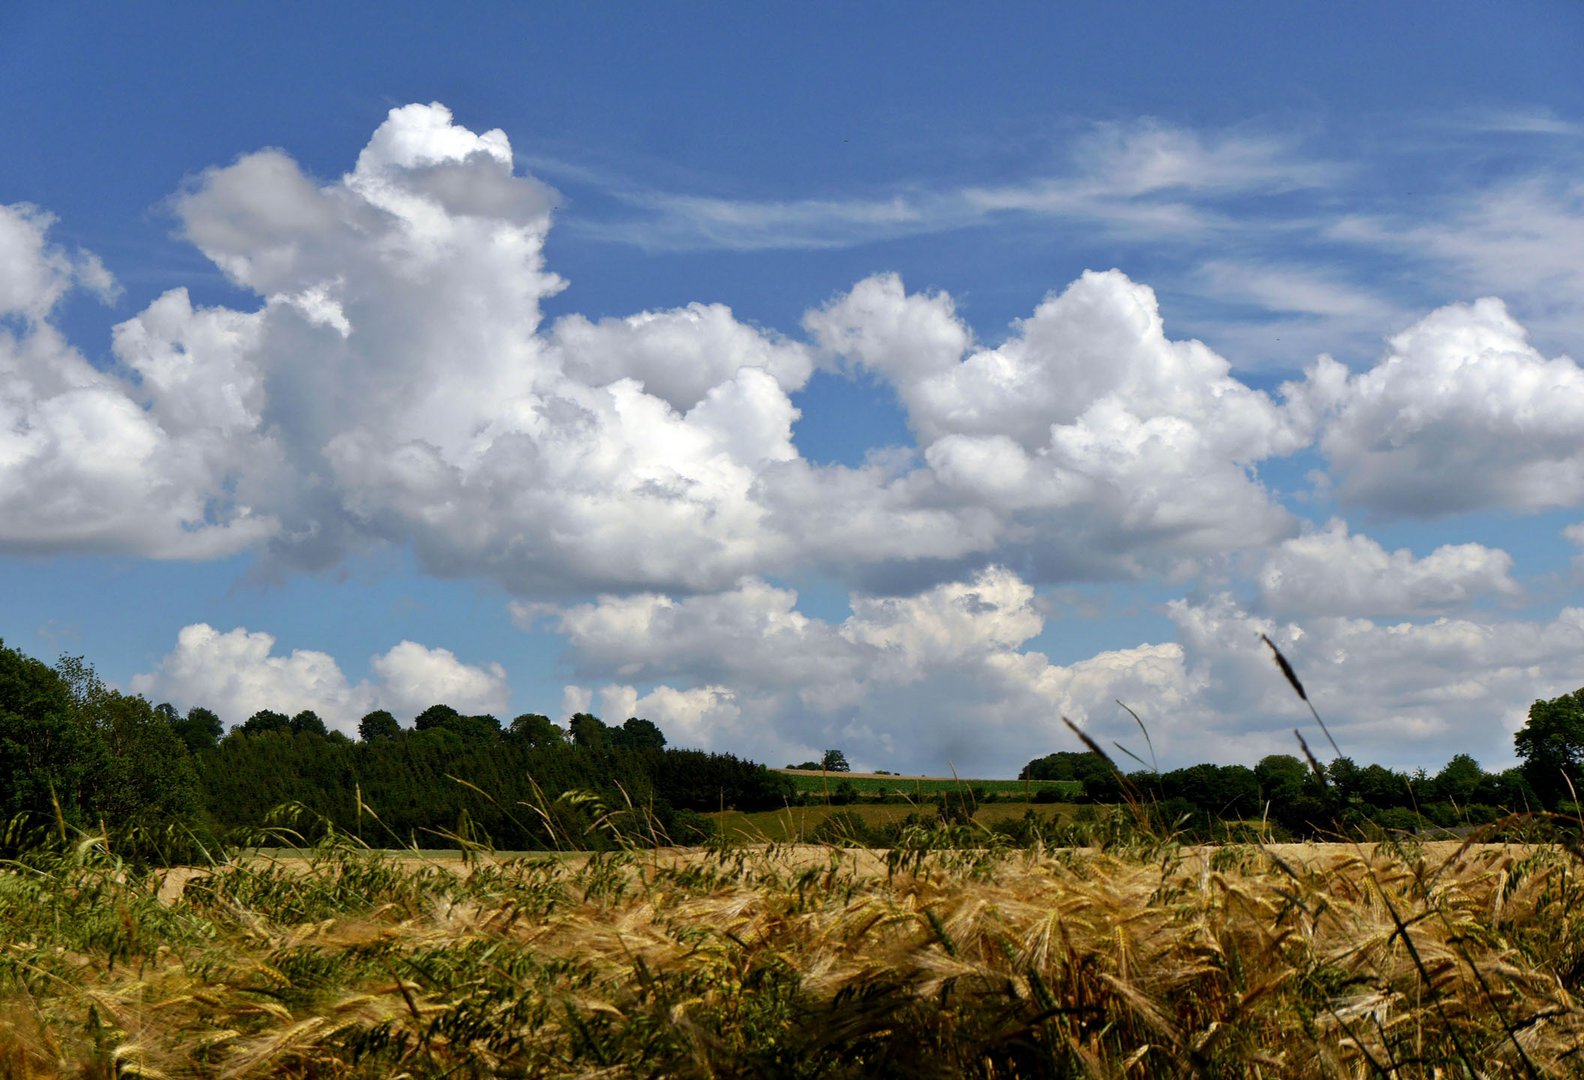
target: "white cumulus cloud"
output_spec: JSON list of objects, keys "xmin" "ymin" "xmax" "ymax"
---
[
  {"xmin": 1255, "ymin": 520, "xmax": 1521, "ymax": 617},
  {"xmin": 368, "ymin": 641, "xmax": 509, "ymax": 720},
  {"xmin": 131, "ymin": 624, "xmax": 374, "ymax": 732},
  {"xmin": 153, "ymin": 102, "xmax": 833, "ymax": 592},
  {"xmin": 18, "ymin": 103, "xmax": 1583, "ymax": 605},
  {"xmin": 15, "ymin": 101, "xmax": 1584, "ymax": 778},
  {"xmin": 807, "ymin": 268, "xmax": 1306, "ymax": 581},
  {"xmin": 4, "ymin": 107, "xmax": 1353, "ymax": 594},
  {"xmin": 0, "ymin": 204, "xmax": 274, "ymax": 558},
  {"xmin": 554, "ymin": 567, "xmax": 1198, "ymax": 773},
  {"xmin": 132, "ymin": 624, "xmax": 510, "ymax": 735},
  {"xmin": 1293, "ymin": 297, "xmax": 1584, "ymax": 516}
]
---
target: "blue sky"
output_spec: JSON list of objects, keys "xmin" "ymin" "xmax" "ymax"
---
[{"xmin": 2, "ymin": 4, "xmax": 1582, "ymax": 775}]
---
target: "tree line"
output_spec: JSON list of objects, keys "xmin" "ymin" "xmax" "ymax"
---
[
  {"xmin": 4, "ymin": 635, "xmax": 1584, "ymax": 851},
  {"xmin": 0, "ymin": 639, "xmax": 792, "ymax": 856},
  {"xmin": 1019, "ymin": 740, "xmax": 1546, "ymax": 839}
]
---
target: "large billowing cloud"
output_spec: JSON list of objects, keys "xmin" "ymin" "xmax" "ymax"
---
[
  {"xmin": 1292, "ymin": 297, "xmax": 1584, "ymax": 516},
  {"xmin": 12, "ymin": 102, "xmax": 1583, "ymax": 595},
  {"xmin": 135, "ymin": 103, "xmax": 821, "ymax": 592},
  {"xmin": 3, "ymin": 102, "xmax": 1340, "ymax": 594},
  {"xmin": 0, "ymin": 204, "xmax": 274, "ymax": 557},
  {"xmin": 805, "ymin": 269, "xmax": 1307, "ymax": 582},
  {"xmin": 131, "ymin": 624, "xmax": 510, "ymax": 735}
]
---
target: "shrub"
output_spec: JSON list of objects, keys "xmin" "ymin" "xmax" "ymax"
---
[{"xmin": 811, "ymin": 810, "xmax": 873, "ymax": 845}]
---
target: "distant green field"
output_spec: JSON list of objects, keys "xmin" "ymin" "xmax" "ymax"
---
[
  {"xmin": 775, "ymin": 770, "xmax": 1082, "ymax": 798},
  {"xmin": 711, "ymin": 801, "xmax": 1082, "ymax": 844}
]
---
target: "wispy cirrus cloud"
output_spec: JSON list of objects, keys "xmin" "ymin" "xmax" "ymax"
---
[
  {"xmin": 577, "ymin": 190, "xmax": 945, "ymax": 252},
  {"xmin": 535, "ymin": 112, "xmax": 1584, "ymax": 378},
  {"xmin": 1180, "ymin": 258, "xmax": 1413, "ymax": 367},
  {"xmin": 542, "ymin": 119, "xmax": 1340, "ymax": 253},
  {"xmin": 1330, "ymin": 175, "xmax": 1584, "ymax": 349},
  {"xmin": 1434, "ymin": 106, "xmax": 1584, "ymax": 139},
  {"xmin": 1196, "ymin": 260, "xmax": 1399, "ymax": 321},
  {"xmin": 971, "ymin": 120, "xmax": 1341, "ymax": 206}
]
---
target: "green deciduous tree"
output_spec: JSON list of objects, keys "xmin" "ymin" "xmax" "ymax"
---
[
  {"xmin": 1254, "ymin": 754, "xmax": 1311, "ymax": 802},
  {"xmin": 1072, "ymin": 753, "xmax": 1123, "ymax": 803},
  {"xmin": 414, "ymin": 704, "xmax": 461, "ymax": 731},
  {"xmin": 821, "ymin": 749, "xmax": 851, "ymax": 773},
  {"xmin": 0, "ymin": 642, "xmax": 98, "ymax": 824},
  {"xmin": 1354, "ymin": 764, "xmax": 1411, "ymax": 809},
  {"xmin": 410, "ymin": 705, "xmax": 499, "ymax": 742},
  {"xmin": 290, "ymin": 710, "xmax": 329, "ymax": 737},
  {"xmin": 568, "ymin": 712, "xmax": 608, "ymax": 750},
  {"xmin": 1433, "ymin": 753, "xmax": 1484, "ymax": 805},
  {"xmin": 508, "ymin": 713, "xmax": 564, "ymax": 748},
  {"xmin": 242, "ymin": 710, "xmax": 291, "ymax": 736},
  {"xmin": 1474, "ymin": 767, "xmax": 1535, "ymax": 811},
  {"xmin": 1327, "ymin": 756, "xmax": 1360, "ymax": 799},
  {"xmin": 448, "ymin": 713, "xmax": 503, "ymax": 741},
  {"xmin": 358, "ymin": 710, "xmax": 401, "ymax": 742},
  {"xmin": 611, "ymin": 716, "xmax": 667, "ymax": 752},
  {"xmin": 171, "ymin": 706, "xmax": 223, "ymax": 753},
  {"xmin": 3, "ymin": 651, "xmax": 203, "ymax": 843},
  {"xmin": 58, "ymin": 657, "xmax": 200, "ymax": 822},
  {"xmin": 82, "ymin": 687, "xmax": 200, "ymax": 823},
  {"xmin": 1514, "ymin": 687, "xmax": 1584, "ymax": 808},
  {"xmin": 1020, "ymin": 751, "xmax": 1105, "ymax": 782},
  {"xmin": 1161, "ymin": 763, "xmax": 1260, "ymax": 819}
]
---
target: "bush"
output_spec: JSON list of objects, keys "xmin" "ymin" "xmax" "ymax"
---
[
  {"xmin": 667, "ymin": 809, "xmax": 716, "ymax": 845},
  {"xmin": 811, "ymin": 810, "xmax": 874, "ymax": 846},
  {"xmin": 1371, "ymin": 806, "xmax": 1428, "ymax": 836}
]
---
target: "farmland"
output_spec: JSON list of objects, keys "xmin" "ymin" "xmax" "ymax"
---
[
  {"xmin": 5, "ymin": 828, "xmax": 1584, "ymax": 1077},
  {"xmin": 775, "ymin": 769, "xmax": 1083, "ymax": 799},
  {"xmin": 710, "ymin": 799, "xmax": 1084, "ymax": 843}
]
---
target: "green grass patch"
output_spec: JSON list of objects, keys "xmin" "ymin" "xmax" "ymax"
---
[
  {"xmin": 774, "ymin": 770, "xmax": 1081, "ymax": 798},
  {"xmin": 709, "ymin": 800, "xmax": 1081, "ymax": 843}
]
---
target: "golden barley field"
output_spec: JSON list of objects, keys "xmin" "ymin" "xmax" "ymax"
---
[{"xmin": 4, "ymin": 830, "xmax": 1584, "ymax": 1078}]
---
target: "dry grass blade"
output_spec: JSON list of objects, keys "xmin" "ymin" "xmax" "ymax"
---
[
  {"xmin": 1114, "ymin": 699, "xmax": 1158, "ymax": 775},
  {"xmin": 1262, "ymin": 633, "xmax": 1343, "ymax": 760}
]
